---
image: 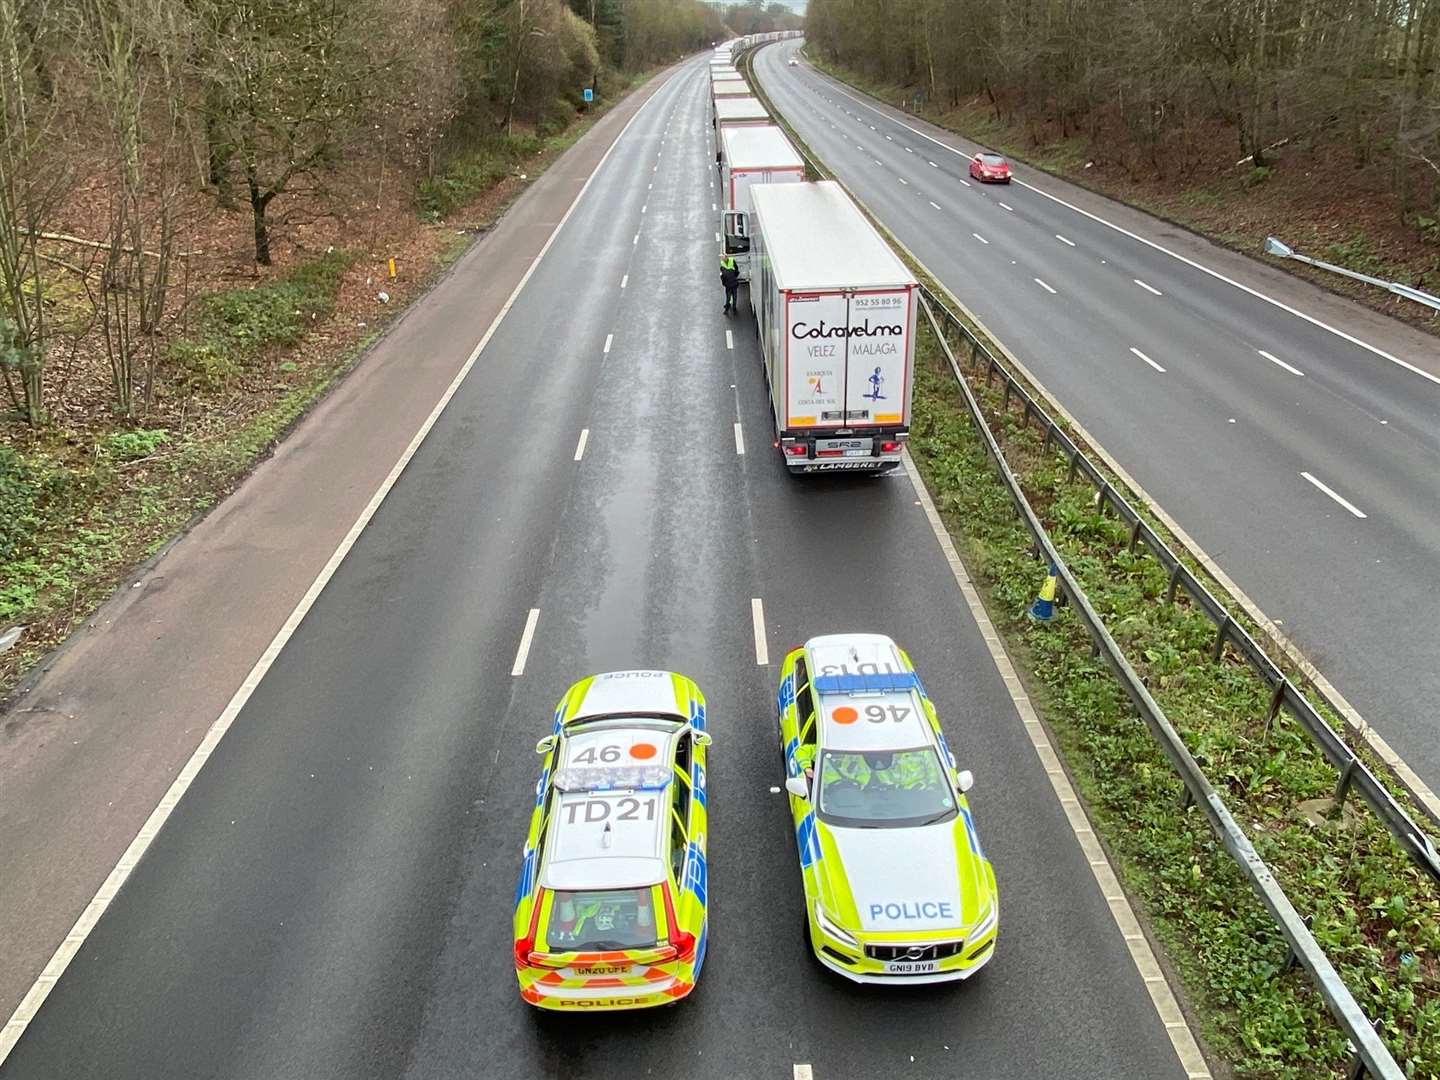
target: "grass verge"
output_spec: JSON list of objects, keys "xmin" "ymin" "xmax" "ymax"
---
[{"xmin": 908, "ymin": 312, "xmax": 1440, "ymax": 1078}]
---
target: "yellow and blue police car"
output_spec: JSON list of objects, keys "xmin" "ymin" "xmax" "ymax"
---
[
  {"xmin": 513, "ymin": 671, "xmax": 712, "ymax": 1010},
  {"xmin": 776, "ymin": 633, "xmax": 998, "ymax": 982}
]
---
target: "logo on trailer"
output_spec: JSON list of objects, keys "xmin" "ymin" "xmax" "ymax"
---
[{"xmin": 866, "ymin": 367, "xmax": 886, "ymax": 401}]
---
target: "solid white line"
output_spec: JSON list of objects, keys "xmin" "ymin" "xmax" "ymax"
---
[
  {"xmin": 621, "ymin": 274, "xmax": 628, "ymax": 289},
  {"xmin": 972, "ymin": 233, "xmax": 989, "ymax": 245},
  {"xmin": 1034, "ymin": 277, "xmax": 1056, "ymax": 294},
  {"xmin": 794, "ymin": 1067, "xmax": 814, "ymax": 1080},
  {"xmin": 0, "ymin": 64, "xmax": 676, "ymax": 1065},
  {"xmin": 805, "ymin": 73, "xmax": 1439, "ymax": 391},
  {"xmin": 1300, "ymin": 471, "xmax": 1368, "ymax": 518},
  {"xmin": 1134, "ymin": 278, "xmax": 1163, "ymax": 296},
  {"xmin": 999, "ymin": 202, "xmax": 1013, "ymax": 211},
  {"xmin": 604, "ymin": 333, "xmax": 613, "ymax": 354},
  {"xmin": 1056, "ymin": 234, "xmax": 1076, "ymax": 247},
  {"xmin": 1258, "ymin": 349, "xmax": 1304, "ymax": 376},
  {"xmin": 1130, "ymin": 347, "xmax": 1166, "ymax": 372},
  {"xmin": 725, "ymin": 330, "xmax": 734, "ymax": 350},
  {"xmin": 929, "ymin": 201, "xmax": 942, "ymax": 210},
  {"xmin": 751, "ymin": 598, "xmax": 769, "ymax": 665},
  {"xmin": 573, "ymin": 428, "xmax": 590, "ymax": 461},
  {"xmin": 511, "ymin": 608, "xmax": 541, "ymax": 676},
  {"xmin": 734, "ymin": 422, "xmax": 745, "ymax": 455}
]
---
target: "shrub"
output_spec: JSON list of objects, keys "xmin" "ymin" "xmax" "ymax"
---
[{"xmin": 103, "ymin": 429, "xmax": 170, "ymax": 462}]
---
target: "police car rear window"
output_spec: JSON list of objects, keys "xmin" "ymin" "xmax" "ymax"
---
[{"xmin": 546, "ymin": 887, "xmax": 659, "ymax": 951}]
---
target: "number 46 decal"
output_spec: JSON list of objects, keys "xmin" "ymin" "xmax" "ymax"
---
[{"xmin": 865, "ymin": 704, "xmax": 910, "ymax": 723}]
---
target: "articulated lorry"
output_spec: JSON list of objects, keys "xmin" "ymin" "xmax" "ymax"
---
[
  {"xmin": 718, "ymin": 125, "xmax": 806, "ymax": 283},
  {"xmin": 749, "ymin": 182, "xmax": 918, "ymax": 474}
]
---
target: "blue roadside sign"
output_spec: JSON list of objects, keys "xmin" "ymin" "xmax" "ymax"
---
[{"xmin": 583, "ymin": 88, "xmax": 594, "ymax": 103}]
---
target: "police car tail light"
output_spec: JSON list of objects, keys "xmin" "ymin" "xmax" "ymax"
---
[
  {"xmin": 659, "ymin": 884, "xmax": 697, "ymax": 962},
  {"xmin": 515, "ymin": 888, "xmax": 548, "ymax": 969},
  {"xmin": 880, "ymin": 441, "xmax": 901, "ymax": 453}
]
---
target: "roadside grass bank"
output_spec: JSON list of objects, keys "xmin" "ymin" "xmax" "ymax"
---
[
  {"xmin": 908, "ymin": 311, "xmax": 1440, "ymax": 1078},
  {"xmin": 805, "ymin": 57, "xmax": 1439, "ymax": 336},
  {"xmin": 0, "ymin": 71, "xmax": 656, "ymax": 699},
  {"xmin": 736, "ymin": 40, "xmax": 1440, "ymax": 1079}
]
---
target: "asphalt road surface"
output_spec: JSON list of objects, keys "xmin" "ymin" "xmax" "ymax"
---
[
  {"xmin": 753, "ymin": 43, "xmax": 1440, "ymax": 794},
  {"xmin": 0, "ymin": 60, "xmax": 1191, "ymax": 1080}
]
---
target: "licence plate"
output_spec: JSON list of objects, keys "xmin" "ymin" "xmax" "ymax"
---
[
  {"xmin": 884, "ymin": 961, "xmax": 938, "ymax": 974},
  {"xmin": 576, "ymin": 965, "xmax": 629, "ymax": 976}
]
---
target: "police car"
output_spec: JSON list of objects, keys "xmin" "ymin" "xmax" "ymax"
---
[
  {"xmin": 776, "ymin": 634, "xmax": 998, "ymax": 982},
  {"xmin": 514, "ymin": 671, "xmax": 712, "ymax": 1010}
]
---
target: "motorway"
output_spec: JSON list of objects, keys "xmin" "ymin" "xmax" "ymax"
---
[
  {"xmin": 1, "ymin": 60, "xmax": 1193, "ymax": 1080},
  {"xmin": 752, "ymin": 43, "xmax": 1440, "ymax": 794}
]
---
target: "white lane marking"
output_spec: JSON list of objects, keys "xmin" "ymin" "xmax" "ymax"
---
[
  {"xmin": 928, "ymin": 160, "xmax": 938, "ymax": 168},
  {"xmin": 1134, "ymin": 278, "xmax": 1163, "ymax": 296},
  {"xmin": 898, "ymin": 177, "xmax": 908, "ymax": 185},
  {"xmin": 1300, "ymin": 471, "xmax": 1368, "ymax": 518},
  {"xmin": 621, "ymin": 274, "xmax": 628, "ymax": 289},
  {"xmin": 712, "ymin": 202, "xmax": 717, "ymax": 211},
  {"xmin": 1258, "ymin": 349, "xmax": 1304, "ymax": 376},
  {"xmin": 648, "ymin": 183, "xmax": 652, "ymax": 190},
  {"xmin": 885, "ymin": 134, "xmax": 892, "ymax": 140},
  {"xmin": 905, "ymin": 146, "xmax": 913, "ymax": 153},
  {"xmin": 603, "ymin": 333, "xmax": 613, "ymax": 354},
  {"xmin": 929, "ymin": 201, "xmax": 942, "ymax": 210},
  {"xmin": 751, "ymin": 598, "xmax": 769, "ymax": 665},
  {"xmin": 725, "ymin": 330, "xmax": 734, "ymax": 350},
  {"xmin": 875, "ymin": 159, "xmax": 882, "ymax": 166},
  {"xmin": 972, "ymin": 233, "xmax": 989, "ymax": 245},
  {"xmin": 653, "ymin": 165, "xmax": 657, "ymax": 172},
  {"xmin": 633, "ymin": 233, "xmax": 639, "ymax": 245},
  {"xmin": 1130, "ymin": 347, "xmax": 1166, "ymax": 372},
  {"xmin": 1034, "ymin": 277, "xmax": 1057, "ymax": 294},
  {"xmin": 959, "ymin": 178, "xmax": 971, "ymax": 187},
  {"xmin": 574, "ymin": 429, "xmax": 590, "ymax": 461},
  {"xmin": 999, "ymin": 201, "xmax": 1014, "ymax": 211},
  {"xmin": 1056, "ymin": 234, "xmax": 1076, "ymax": 247},
  {"xmin": 511, "ymin": 608, "xmax": 541, "ymax": 676},
  {"xmin": 734, "ymin": 422, "xmax": 745, "ymax": 455},
  {"xmin": 900, "ymin": 449, "xmax": 1213, "ymax": 1080},
  {"xmin": 715, "ymin": 231, "xmax": 722, "ymax": 242},
  {"xmin": 0, "ymin": 68, "xmax": 673, "ymax": 1064},
  {"xmin": 805, "ymin": 74, "xmax": 1440, "ymax": 390},
  {"xmin": 794, "ymin": 1067, "xmax": 814, "ymax": 1080},
  {"xmin": 641, "ymin": 204, "xmax": 647, "ymax": 214},
  {"xmin": 869, "ymin": 124, "xmax": 875, "ymax": 130}
]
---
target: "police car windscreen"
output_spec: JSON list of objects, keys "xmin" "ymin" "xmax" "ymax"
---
[
  {"xmin": 547, "ymin": 887, "xmax": 659, "ymax": 951},
  {"xmin": 815, "ymin": 747, "xmax": 956, "ymax": 828}
]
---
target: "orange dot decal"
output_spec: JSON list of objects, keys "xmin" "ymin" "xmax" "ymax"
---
[
  {"xmin": 832, "ymin": 707, "xmax": 858, "ymax": 725},
  {"xmin": 629, "ymin": 743, "xmax": 657, "ymax": 760}
]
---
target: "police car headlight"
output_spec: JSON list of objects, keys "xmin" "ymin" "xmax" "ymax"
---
[
  {"xmin": 969, "ymin": 901, "xmax": 998, "ymax": 939},
  {"xmin": 815, "ymin": 904, "xmax": 858, "ymax": 947}
]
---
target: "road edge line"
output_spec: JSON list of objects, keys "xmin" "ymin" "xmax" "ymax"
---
[
  {"xmin": 0, "ymin": 64, "xmax": 679, "ymax": 1066},
  {"xmin": 901, "ymin": 451, "xmax": 1213, "ymax": 1080}
]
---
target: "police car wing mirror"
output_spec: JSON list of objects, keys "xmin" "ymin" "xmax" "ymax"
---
[
  {"xmin": 957, "ymin": 769, "xmax": 975, "ymax": 793},
  {"xmin": 693, "ymin": 731, "xmax": 713, "ymax": 748},
  {"xmin": 534, "ymin": 735, "xmax": 556, "ymax": 755},
  {"xmin": 784, "ymin": 775, "xmax": 810, "ymax": 800}
]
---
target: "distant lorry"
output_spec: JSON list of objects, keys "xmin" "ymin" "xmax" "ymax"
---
[
  {"xmin": 718, "ymin": 125, "xmax": 806, "ymax": 283},
  {"xmin": 714, "ymin": 97, "xmax": 771, "ymax": 130},
  {"xmin": 711, "ymin": 79, "xmax": 751, "ymax": 100},
  {"xmin": 749, "ymin": 182, "xmax": 918, "ymax": 473}
]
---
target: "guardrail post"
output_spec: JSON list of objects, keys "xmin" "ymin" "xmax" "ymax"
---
[
  {"xmin": 1283, "ymin": 914, "xmax": 1315, "ymax": 973},
  {"xmin": 1128, "ymin": 517, "xmax": 1144, "ymax": 552},
  {"xmin": 1093, "ymin": 480, "xmax": 1111, "ymax": 516},
  {"xmin": 1212, "ymin": 614, "xmax": 1232, "ymax": 662},
  {"xmin": 1001, "ymin": 377, "xmax": 1012, "ymax": 413},
  {"xmin": 968, "ymin": 338, "xmax": 980, "ymax": 369},
  {"xmin": 1263, "ymin": 682, "xmax": 1286, "ymax": 740},
  {"xmin": 985, "ymin": 355, "xmax": 996, "ymax": 387},
  {"xmin": 1180, "ymin": 786, "xmax": 1194, "ymax": 811},
  {"xmin": 1042, "ymin": 423, "xmax": 1054, "ymax": 454},
  {"xmin": 1166, "ymin": 561, "xmax": 1185, "ymax": 603},
  {"xmin": 1333, "ymin": 759, "xmax": 1358, "ymax": 813},
  {"xmin": 1067, "ymin": 448, "xmax": 1081, "ymax": 483}
]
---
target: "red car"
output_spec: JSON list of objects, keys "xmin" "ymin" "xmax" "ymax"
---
[{"xmin": 969, "ymin": 152, "xmax": 1011, "ymax": 183}]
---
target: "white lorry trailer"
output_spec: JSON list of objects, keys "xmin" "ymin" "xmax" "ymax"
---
[
  {"xmin": 714, "ymin": 97, "xmax": 771, "ymax": 129},
  {"xmin": 749, "ymin": 182, "xmax": 918, "ymax": 473},
  {"xmin": 711, "ymin": 78, "xmax": 751, "ymax": 99},
  {"xmin": 718, "ymin": 125, "xmax": 806, "ymax": 283}
]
